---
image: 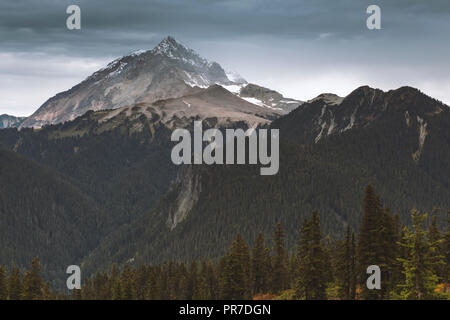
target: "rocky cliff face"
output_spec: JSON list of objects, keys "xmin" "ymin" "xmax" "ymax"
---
[
  {"xmin": 166, "ymin": 165, "xmax": 202, "ymax": 230},
  {"xmin": 0, "ymin": 114, "xmax": 26, "ymax": 128}
]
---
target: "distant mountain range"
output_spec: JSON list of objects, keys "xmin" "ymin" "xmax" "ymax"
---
[
  {"xmin": 0, "ymin": 114, "xmax": 26, "ymax": 129},
  {"xmin": 0, "ymin": 36, "xmax": 448, "ymax": 288}
]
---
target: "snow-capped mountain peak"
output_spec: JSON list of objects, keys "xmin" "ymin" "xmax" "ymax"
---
[
  {"xmin": 19, "ymin": 36, "xmax": 301, "ymax": 129},
  {"xmin": 20, "ymin": 36, "xmax": 248, "ymax": 128},
  {"xmin": 151, "ymin": 36, "xmax": 221, "ymax": 73}
]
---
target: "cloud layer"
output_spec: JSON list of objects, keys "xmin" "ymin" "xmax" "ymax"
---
[{"xmin": 1, "ymin": 0, "xmax": 449, "ymax": 115}]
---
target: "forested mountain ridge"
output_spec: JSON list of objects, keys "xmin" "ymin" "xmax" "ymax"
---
[
  {"xmin": 0, "ymin": 84, "xmax": 448, "ymax": 289},
  {"xmin": 0, "ymin": 85, "xmax": 271, "ymax": 228},
  {"xmin": 274, "ymin": 85, "xmax": 449, "ymax": 145},
  {"xmin": 0, "ymin": 106, "xmax": 178, "ymax": 227},
  {"xmin": 0, "ymin": 93, "xmax": 267, "ymax": 285},
  {"xmin": 81, "ymin": 86, "xmax": 450, "ymax": 274},
  {"xmin": 0, "ymin": 146, "xmax": 107, "ymax": 288}
]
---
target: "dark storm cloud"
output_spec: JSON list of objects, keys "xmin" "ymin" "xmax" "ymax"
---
[
  {"xmin": 1, "ymin": 0, "xmax": 450, "ymax": 115},
  {"xmin": 1, "ymin": 0, "xmax": 449, "ymax": 57}
]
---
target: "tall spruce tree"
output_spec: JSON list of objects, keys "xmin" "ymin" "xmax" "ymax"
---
[
  {"xmin": 308, "ymin": 211, "xmax": 328, "ymax": 299},
  {"xmin": 335, "ymin": 226, "xmax": 356, "ymax": 299},
  {"xmin": 187, "ymin": 261, "xmax": 199, "ymax": 300},
  {"xmin": 428, "ymin": 212, "xmax": 444, "ymax": 282},
  {"xmin": 134, "ymin": 266, "xmax": 149, "ymax": 300},
  {"xmin": 219, "ymin": 234, "xmax": 250, "ymax": 299},
  {"xmin": 271, "ymin": 222, "xmax": 288, "ymax": 293},
  {"xmin": 444, "ymin": 211, "xmax": 450, "ymax": 293},
  {"xmin": 295, "ymin": 218, "xmax": 311, "ymax": 299},
  {"xmin": 389, "ymin": 213, "xmax": 404, "ymax": 297},
  {"xmin": 251, "ymin": 232, "xmax": 271, "ymax": 296},
  {"xmin": 7, "ymin": 267, "xmax": 23, "ymax": 300},
  {"xmin": 0, "ymin": 265, "xmax": 6, "ymax": 300},
  {"xmin": 398, "ymin": 209, "xmax": 443, "ymax": 299},
  {"xmin": 197, "ymin": 260, "xmax": 217, "ymax": 300},
  {"xmin": 350, "ymin": 232, "xmax": 357, "ymax": 299},
  {"xmin": 22, "ymin": 257, "xmax": 43, "ymax": 300},
  {"xmin": 378, "ymin": 208, "xmax": 399, "ymax": 298},
  {"xmin": 120, "ymin": 265, "xmax": 136, "ymax": 300},
  {"xmin": 357, "ymin": 185, "xmax": 396, "ymax": 299},
  {"xmin": 295, "ymin": 212, "xmax": 328, "ymax": 300}
]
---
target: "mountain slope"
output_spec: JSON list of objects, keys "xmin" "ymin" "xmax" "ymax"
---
[
  {"xmin": 0, "ymin": 84, "xmax": 275, "ymax": 232},
  {"xmin": 0, "ymin": 111, "xmax": 178, "ymax": 228},
  {"xmin": 0, "ymin": 146, "xmax": 107, "ymax": 287},
  {"xmin": 238, "ymin": 83, "xmax": 302, "ymax": 112},
  {"xmin": 148, "ymin": 84, "xmax": 281, "ymax": 127},
  {"xmin": 0, "ymin": 114, "xmax": 26, "ymax": 128},
  {"xmin": 20, "ymin": 36, "xmax": 242, "ymax": 128},
  {"xmin": 82, "ymin": 86, "xmax": 450, "ymax": 272},
  {"xmin": 20, "ymin": 36, "xmax": 300, "ymax": 128}
]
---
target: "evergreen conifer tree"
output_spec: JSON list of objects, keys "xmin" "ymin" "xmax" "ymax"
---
[
  {"xmin": 7, "ymin": 267, "xmax": 23, "ymax": 300},
  {"xmin": 398, "ymin": 209, "xmax": 443, "ymax": 299},
  {"xmin": 0, "ymin": 265, "xmax": 6, "ymax": 300},
  {"xmin": 271, "ymin": 222, "xmax": 288, "ymax": 293},
  {"xmin": 219, "ymin": 234, "xmax": 250, "ymax": 299},
  {"xmin": 22, "ymin": 257, "xmax": 43, "ymax": 300},
  {"xmin": 251, "ymin": 232, "xmax": 271, "ymax": 296}
]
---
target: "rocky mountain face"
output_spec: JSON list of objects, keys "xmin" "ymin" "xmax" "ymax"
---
[
  {"xmin": 238, "ymin": 83, "xmax": 302, "ymax": 113},
  {"xmin": 20, "ymin": 37, "xmax": 298, "ymax": 129},
  {"xmin": 274, "ymin": 86, "xmax": 448, "ymax": 147},
  {"xmin": 0, "ymin": 114, "xmax": 26, "ymax": 128}
]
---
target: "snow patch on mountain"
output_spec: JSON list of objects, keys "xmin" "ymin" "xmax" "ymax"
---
[
  {"xmin": 241, "ymin": 97, "xmax": 282, "ymax": 111},
  {"xmin": 225, "ymin": 71, "xmax": 247, "ymax": 85}
]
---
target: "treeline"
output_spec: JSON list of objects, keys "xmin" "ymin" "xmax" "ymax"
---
[{"xmin": 0, "ymin": 185, "xmax": 448, "ymax": 300}]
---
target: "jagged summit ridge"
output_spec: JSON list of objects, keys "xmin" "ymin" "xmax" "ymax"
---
[{"xmin": 151, "ymin": 36, "xmax": 213, "ymax": 67}]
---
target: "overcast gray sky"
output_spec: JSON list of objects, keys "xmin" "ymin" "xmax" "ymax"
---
[{"xmin": 1, "ymin": 0, "xmax": 449, "ymax": 116}]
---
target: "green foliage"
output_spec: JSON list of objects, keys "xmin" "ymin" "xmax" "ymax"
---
[
  {"xmin": 295, "ymin": 211, "xmax": 329, "ymax": 300},
  {"xmin": 0, "ymin": 266, "xmax": 6, "ymax": 300},
  {"xmin": 251, "ymin": 233, "xmax": 271, "ymax": 295},
  {"xmin": 398, "ymin": 210, "xmax": 445, "ymax": 300},
  {"xmin": 357, "ymin": 186, "xmax": 399, "ymax": 299},
  {"xmin": 271, "ymin": 223, "xmax": 288, "ymax": 293},
  {"xmin": 7, "ymin": 267, "xmax": 23, "ymax": 300},
  {"xmin": 0, "ymin": 85, "xmax": 448, "ymax": 294},
  {"xmin": 0, "ymin": 199, "xmax": 447, "ymax": 301},
  {"xmin": 219, "ymin": 234, "xmax": 250, "ymax": 299},
  {"xmin": 0, "ymin": 147, "xmax": 107, "ymax": 288},
  {"xmin": 334, "ymin": 226, "xmax": 356, "ymax": 299},
  {"xmin": 22, "ymin": 258, "xmax": 43, "ymax": 300}
]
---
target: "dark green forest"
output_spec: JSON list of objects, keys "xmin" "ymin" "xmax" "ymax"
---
[
  {"xmin": 0, "ymin": 86, "xmax": 449, "ymax": 294},
  {"xmin": 0, "ymin": 186, "xmax": 448, "ymax": 300}
]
